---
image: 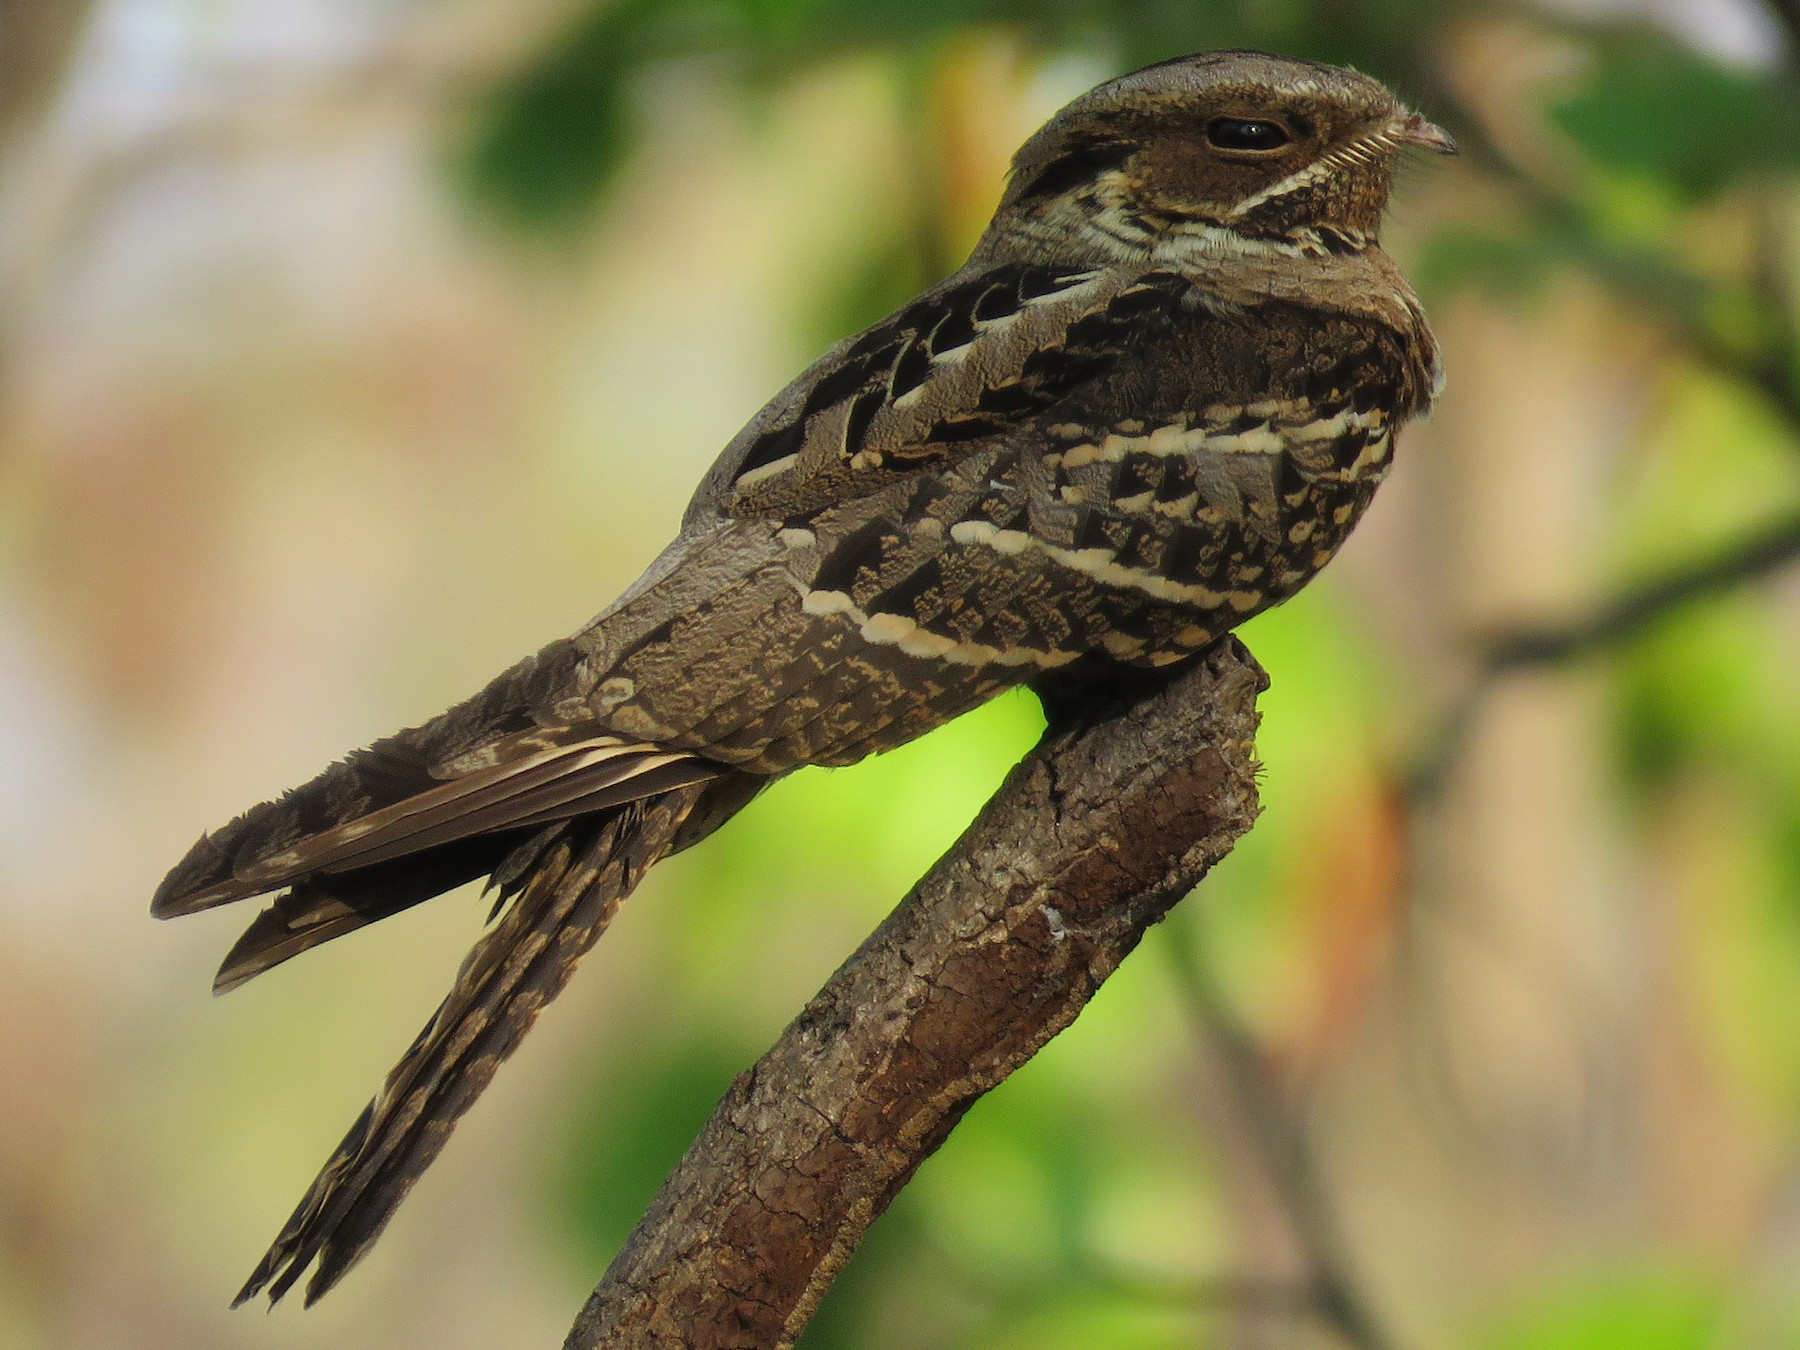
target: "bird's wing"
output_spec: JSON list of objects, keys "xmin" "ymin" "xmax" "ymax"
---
[{"xmin": 688, "ymin": 262, "xmax": 1195, "ymax": 522}]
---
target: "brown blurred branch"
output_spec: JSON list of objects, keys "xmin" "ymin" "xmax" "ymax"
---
[
  {"xmin": 564, "ymin": 640, "xmax": 1268, "ymax": 1349},
  {"xmin": 0, "ymin": 1, "xmax": 97, "ymax": 157},
  {"xmin": 920, "ymin": 1232, "xmax": 1329, "ymax": 1323},
  {"xmin": 1410, "ymin": 507, "xmax": 1800, "ymax": 801},
  {"xmin": 1764, "ymin": 0, "xmax": 1800, "ymax": 55},
  {"xmin": 1405, "ymin": 61, "xmax": 1800, "ymax": 805},
  {"xmin": 1163, "ymin": 930, "xmax": 1397, "ymax": 1350}
]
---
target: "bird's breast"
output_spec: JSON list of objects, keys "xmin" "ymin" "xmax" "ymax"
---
[{"xmin": 945, "ymin": 399, "xmax": 1395, "ymax": 666}]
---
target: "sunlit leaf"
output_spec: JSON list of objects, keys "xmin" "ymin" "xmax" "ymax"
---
[
  {"xmin": 1475, "ymin": 1269, "xmax": 1722, "ymax": 1350},
  {"xmin": 976, "ymin": 1297, "xmax": 1207, "ymax": 1350}
]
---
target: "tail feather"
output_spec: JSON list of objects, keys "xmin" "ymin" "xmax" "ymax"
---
[
  {"xmin": 203, "ymin": 750, "xmax": 725, "ymax": 994},
  {"xmin": 234, "ymin": 783, "xmax": 714, "ymax": 1307},
  {"xmin": 211, "ymin": 829, "xmax": 551, "ymax": 994},
  {"xmin": 153, "ymin": 735, "xmax": 723, "ymax": 921}
]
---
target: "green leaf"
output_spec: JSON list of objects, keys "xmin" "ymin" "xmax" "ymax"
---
[
  {"xmin": 1550, "ymin": 35, "xmax": 1800, "ymax": 202},
  {"xmin": 461, "ymin": 0, "xmax": 726, "ymax": 228}
]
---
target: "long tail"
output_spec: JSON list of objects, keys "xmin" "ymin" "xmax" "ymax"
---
[
  {"xmin": 233, "ymin": 782, "xmax": 713, "ymax": 1307},
  {"xmin": 152, "ymin": 639, "xmax": 767, "ymax": 1302}
]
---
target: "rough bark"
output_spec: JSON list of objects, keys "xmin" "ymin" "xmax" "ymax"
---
[{"xmin": 565, "ymin": 638, "xmax": 1268, "ymax": 1350}]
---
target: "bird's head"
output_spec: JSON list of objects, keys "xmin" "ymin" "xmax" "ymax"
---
[{"xmin": 994, "ymin": 50, "xmax": 1455, "ymax": 261}]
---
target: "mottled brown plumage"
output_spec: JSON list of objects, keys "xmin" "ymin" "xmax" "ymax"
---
[{"xmin": 153, "ymin": 49, "xmax": 1453, "ymax": 1306}]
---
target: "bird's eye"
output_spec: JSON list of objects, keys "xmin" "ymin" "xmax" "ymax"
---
[{"xmin": 1205, "ymin": 118, "xmax": 1293, "ymax": 152}]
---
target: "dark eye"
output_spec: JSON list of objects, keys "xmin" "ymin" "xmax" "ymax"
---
[{"xmin": 1205, "ymin": 118, "xmax": 1292, "ymax": 152}]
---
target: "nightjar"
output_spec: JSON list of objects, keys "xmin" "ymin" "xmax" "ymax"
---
[{"xmin": 154, "ymin": 49, "xmax": 1454, "ymax": 1306}]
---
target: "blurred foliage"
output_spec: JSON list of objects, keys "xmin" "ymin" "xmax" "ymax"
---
[
  {"xmin": 552, "ymin": 1033, "xmax": 753, "ymax": 1265},
  {"xmin": 463, "ymin": 0, "xmax": 1455, "ymax": 230},
  {"xmin": 1549, "ymin": 37, "xmax": 1800, "ymax": 204},
  {"xmin": 1474, "ymin": 1269, "xmax": 1725, "ymax": 1350},
  {"xmin": 462, "ymin": 0, "xmax": 1800, "ymax": 235},
  {"xmin": 462, "ymin": 0, "xmax": 1800, "ymax": 1345},
  {"xmin": 9, "ymin": 0, "xmax": 1800, "ymax": 1343}
]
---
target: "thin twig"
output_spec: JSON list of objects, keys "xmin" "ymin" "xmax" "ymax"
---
[
  {"xmin": 1409, "ymin": 507, "xmax": 1800, "ymax": 802},
  {"xmin": 1162, "ymin": 924, "xmax": 1397, "ymax": 1350},
  {"xmin": 922, "ymin": 1234, "xmax": 1326, "ymax": 1320},
  {"xmin": 1763, "ymin": 0, "xmax": 1800, "ymax": 56}
]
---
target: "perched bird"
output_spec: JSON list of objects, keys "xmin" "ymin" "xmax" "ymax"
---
[{"xmin": 155, "ymin": 49, "xmax": 1454, "ymax": 1306}]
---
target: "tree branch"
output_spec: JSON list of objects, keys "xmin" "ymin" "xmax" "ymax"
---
[
  {"xmin": 1478, "ymin": 512, "xmax": 1800, "ymax": 673},
  {"xmin": 1764, "ymin": 0, "xmax": 1800, "ymax": 59},
  {"xmin": 1162, "ymin": 929, "xmax": 1397, "ymax": 1350},
  {"xmin": 0, "ymin": 1, "xmax": 97, "ymax": 159},
  {"xmin": 564, "ymin": 639, "xmax": 1268, "ymax": 1349},
  {"xmin": 1407, "ymin": 507, "xmax": 1800, "ymax": 803}
]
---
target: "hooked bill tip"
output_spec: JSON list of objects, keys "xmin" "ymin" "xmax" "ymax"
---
[{"xmin": 1395, "ymin": 111, "xmax": 1457, "ymax": 155}]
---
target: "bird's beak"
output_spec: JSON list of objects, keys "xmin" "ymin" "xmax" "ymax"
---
[{"xmin": 1392, "ymin": 111, "xmax": 1457, "ymax": 155}]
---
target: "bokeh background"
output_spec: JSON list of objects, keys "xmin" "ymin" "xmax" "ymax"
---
[{"xmin": 3, "ymin": 1, "xmax": 1799, "ymax": 1346}]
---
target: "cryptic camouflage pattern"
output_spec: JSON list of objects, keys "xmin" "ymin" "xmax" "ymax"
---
[{"xmin": 152, "ymin": 49, "xmax": 1450, "ymax": 1306}]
